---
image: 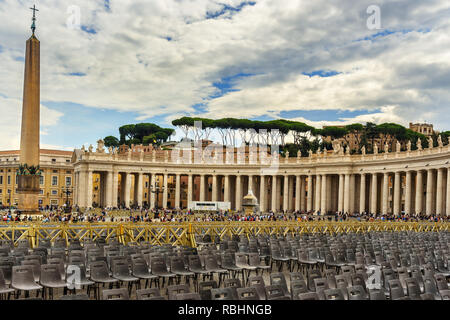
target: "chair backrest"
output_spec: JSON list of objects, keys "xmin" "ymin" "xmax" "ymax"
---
[
  {"xmin": 248, "ymin": 253, "xmax": 262, "ymax": 267},
  {"xmin": 0, "ymin": 265, "xmax": 12, "ymax": 283},
  {"xmin": 314, "ymin": 277, "xmax": 329, "ymax": 293},
  {"xmin": 351, "ymin": 273, "xmax": 367, "ymax": 290},
  {"xmin": 307, "ymin": 273, "xmax": 321, "ymax": 291},
  {"xmin": 289, "ymin": 272, "xmax": 304, "ymax": 282},
  {"xmin": 404, "ymin": 278, "xmax": 421, "ymax": 298},
  {"xmin": 199, "ymin": 281, "xmax": 218, "ymax": 300},
  {"xmin": 151, "ymin": 259, "xmax": 169, "ymax": 274},
  {"xmin": 224, "ymin": 278, "xmax": 242, "ymax": 289},
  {"xmin": 434, "ymin": 274, "xmax": 449, "ymax": 291},
  {"xmin": 211, "ymin": 288, "xmax": 234, "ymax": 300},
  {"xmin": 89, "ymin": 261, "xmax": 110, "ymax": 279},
  {"xmin": 324, "ymin": 288, "xmax": 345, "ymax": 300},
  {"xmin": 237, "ymin": 287, "xmax": 260, "ymax": 300},
  {"xmin": 347, "ymin": 285, "xmax": 367, "ymax": 300},
  {"xmin": 0, "ymin": 268, "xmax": 7, "ymax": 289},
  {"xmin": 170, "ymin": 256, "xmax": 186, "ymax": 272},
  {"xmin": 12, "ymin": 265, "xmax": 37, "ymax": 288},
  {"xmin": 369, "ymin": 290, "xmax": 386, "ymax": 300},
  {"xmin": 439, "ymin": 289, "xmax": 450, "ymax": 300},
  {"xmin": 167, "ymin": 284, "xmax": 190, "ymax": 300},
  {"xmin": 265, "ymin": 285, "xmax": 285, "ymax": 299},
  {"xmin": 40, "ymin": 264, "xmax": 62, "ymax": 283},
  {"xmin": 188, "ymin": 255, "xmax": 203, "ymax": 269},
  {"xmin": 136, "ymin": 288, "xmax": 161, "ymax": 300},
  {"xmin": 59, "ymin": 294, "xmax": 90, "ymax": 300},
  {"xmin": 235, "ymin": 253, "xmax": 249, "ymax": 265},
  {"xmin": 270, "ymin": 273, "xmax": 289, "ymax": 295},
  {"xmin": 290, "ymin": 280, "xmax": 308, "ymax": 295},
  {"xmin": 423, "ymin": 276, "xmax": 439, "ymax": 295},
  {"xmin": 298, "ymin": 292, "xmax": 320, "ymax": 300},
  {"xmin": 102, "ymin": 288, "xmax": 129, "ymax": 300},
  {"xmin": 388, "ymin": 279, "xmax": 405, "ymax": 300},
  {"xmin": 204, "ymin": 255, "xmax": 220, "ymax": 270},
  {"xmin": 175, "ymin": 293, "xmax": 201, "ymax": 300},
  {"xmin": 112, "ymin": 260, "xmax": 131, "ymax": 277}
]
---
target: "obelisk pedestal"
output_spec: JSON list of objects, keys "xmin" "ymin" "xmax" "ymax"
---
[{"xmin": 17, "ymin": 34, "xmax": 41, "ymax": 215}]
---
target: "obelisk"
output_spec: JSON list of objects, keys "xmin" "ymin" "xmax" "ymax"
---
[{"xmin": 18, "ymin": 5, "xmax": 41, "ymax": 215}]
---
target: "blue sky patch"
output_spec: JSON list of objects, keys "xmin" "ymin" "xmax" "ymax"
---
[
  {"xmin": 206, "ymin": 1, "xmax": 256, "ymax": 19},
  {"xmin": 276, "ymin": 109, "xmax": 379, "ymax": 122},
  {"xmin": 303, "ymin": 70, "xmax": 341, "ymax": 78},
  {"xmin": 67, "ymin": 72, "xmax": 86, "ymax": 77},
  {"xmin": 81, "ymin": 25, "xmax": 97, "ymax": 34},
  {"xmin": 211, "ymin": 73, "xmax": 254, "ymax": 98}
]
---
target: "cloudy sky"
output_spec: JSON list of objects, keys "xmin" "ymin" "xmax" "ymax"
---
[{"xmin": 0, "ymin": 0, "xmax": 449, "ymax": 150}]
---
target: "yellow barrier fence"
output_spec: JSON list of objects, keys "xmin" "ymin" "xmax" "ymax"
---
[{"xmin": 0, "ymin": 221, "xmax": 448, "ymax": 248}]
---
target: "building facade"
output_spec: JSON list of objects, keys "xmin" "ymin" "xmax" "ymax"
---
[
  {"xmin": 71, "ymin": 141, "xmax": 450, "ymax": 216},
  {"xmin": 409, "ymin": 123, "xmax": 435, "ymax": 137},
  {"xmin": 0, "ymin": 150, "xmax": 73, "ymax": 208}
]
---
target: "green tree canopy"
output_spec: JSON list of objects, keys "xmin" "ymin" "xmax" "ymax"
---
[{"xmin": 104, "ymin": 136, "xmax": 120, "ymax": 148}]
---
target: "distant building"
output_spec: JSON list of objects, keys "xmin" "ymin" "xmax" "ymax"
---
[
  {"xmin": 409, "ymin": 123, "xmax": 435, "ymax": 137},
  {"xmin": 0, "ymin": 149, "xmax": 73, "ymax": 208}
]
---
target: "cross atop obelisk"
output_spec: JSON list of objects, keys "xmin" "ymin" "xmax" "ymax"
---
[{"xmin": 30, "ymin": 4, "xmax": 39, "ymax": 35}]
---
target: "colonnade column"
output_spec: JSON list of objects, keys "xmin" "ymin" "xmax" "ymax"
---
[
  {"xmin": 321, "ymin": 174, "xmax": 327, "ymax": 214},
  {"xmin": 288, "ymin": 176, "xmax": 294, "ymax": 212},
  {"xmin": 338, "ymin": 174, "xmax": 344, "ymax": 213},
  {"xmin": 162, "ymin": 173, "xmax": 168, "ymax": 208},
  {"xmin": 295, "ymin": 175, "xmax": 301, "ymax": 212},
  {"xmin": 307, "ymin": 175, "xmax": 313, "ymax": 212},
  {"xmin": 260, "ymin": 175, "xmax": 266, "ymax": 213},
  {"xmin": 187, "ymin": 174, "xmax": 193, "ymax": 208},
  {"xmin": 371, "ymin": 173, "xmax": 378, "ymax": 214},
  {"xmin": 105, "ymin": 171, "xmax": 113, "ymax": 208},
  {"xmin": 349, "ymin": 174, "xmax": 355, "ymax": 213},
  {"xmin": 150, "ymin": 174, "xmax": 156, "ymax": 209},
  {"xmin": 175, "ymin": 174, "xmax": 181, "ymax": 209},
  {"xmin": 112, "ymin": 171, "xmax": 118, "ymax": 208},
  {"xmin": 393, "ymin": 172, "xmax": 401, "ymax": 216},
  {"xmin": 212, "ymin": 175, "xmax": 218, "ymax": 202},
  {"xmin": 271, "ymin": 176, "xmax": 277, "ymax": 212},
  {"xmin": 405, "ymin": 171, "xmax": 412, "ymax": 215},
  {"xmin": 137, "ymin": 173, "xmax": 143, "ymax": 208},
  {"xmin": 87, "ymin": 170, "xmax": 93, "ymax": 208},
  {"xmin": 382, "ymin": 173, "xmax": 389, "ymax": 215},
  {"xmin": 77, "ymin": 170, "xmax": 86, "ymax": 207},
  {"xmin": 446, "ymin": 168, "xmax": 450, "ymax": 216},
  {"xmin": 283, "ymin": 175, "xmax": 289, "ymax": 213},
  {"xmin": 315, "ymin": 175, "xmax": 321, "ymax": 214},
  {"xmin": 436, "ymin": 168, "xmax": 444, "ymax": 215},
  {"xmin": 415, "ymin": 171, "xmax": 423, "ymax": 214},
  {"xmin": 124, "ymin": 172, "xmax": 131, "ymax": 208},
  {"xmin": 343, "ymin": 174, "xmax": 350, "ymax": 214},
  {"xmin": 426, "ymin": 169, "xmax": 434, "ymax": 216},
  {"xmin": 224, "ymin": 175, "xmax": 230, "ymax": 203},
  {"xmin": 236, "ymin": 175, "xmax": 242, "ymax": 211},
  {"xmin": 359, "ymin": 174, "xmax": 366, "ymax": 214},
  {"xmin": 300, "ymin": 176, "xmax": 306, "ymax": 211},
  {"xmin": 199, "ymin": 174, "xmax": 206, "ymax": 202}
]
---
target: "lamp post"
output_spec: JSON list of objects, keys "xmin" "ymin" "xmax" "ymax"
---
[
  {"xmin": 149, "ymin": 182, "xmax": 164, "ymax": 213},
  {"xmin": 61, "ymin": 185, "xmax": 73, "ymax": 213},
  {"xmin": 8, "ymin": 189, "xmax": 11, "ymax": 214}
]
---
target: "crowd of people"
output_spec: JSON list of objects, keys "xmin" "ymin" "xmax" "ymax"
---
[{"xmin": 0, "ymin": 206, "xmax": 448, "ymax": 224}]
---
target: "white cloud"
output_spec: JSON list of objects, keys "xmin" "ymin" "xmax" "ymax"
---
[{"xmin": 0, "ymin": 96, "xmax": 64, "ymax": 149}]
